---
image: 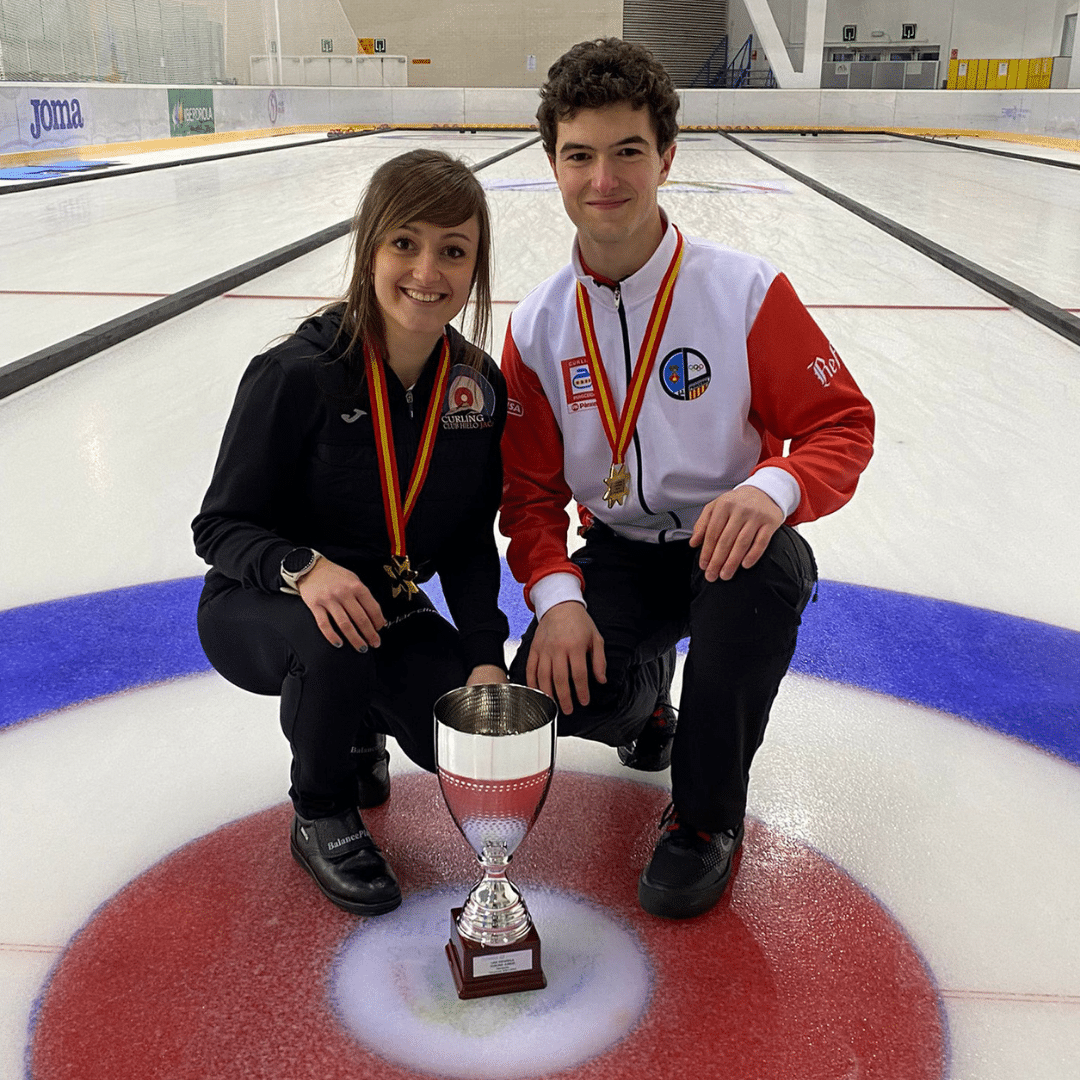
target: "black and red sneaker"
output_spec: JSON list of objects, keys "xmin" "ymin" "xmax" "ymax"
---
[
  {"xmin": 618, "ymin": 695, "xmax": 677, "ymax": 771},
  {"xmin": 637, "ymin": 803, "xmax": 744, "ymax": 919}
]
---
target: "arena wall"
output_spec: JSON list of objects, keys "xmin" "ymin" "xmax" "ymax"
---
[{"xmin": 2, "ymin": 81, "xmax": 1078, "ymax": 164}]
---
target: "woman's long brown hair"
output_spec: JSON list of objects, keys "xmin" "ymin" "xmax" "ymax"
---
[{"xmin": 334, "ymin": 148, "xmax": 492, "ymax": 373}]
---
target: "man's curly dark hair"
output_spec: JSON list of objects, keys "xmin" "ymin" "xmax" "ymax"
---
[{"xmin": 537, "ymin": 38, "xmax": 680, "ymax": 157}]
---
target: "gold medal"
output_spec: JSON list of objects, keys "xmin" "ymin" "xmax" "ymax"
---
[
  {"xmin": 603, "ymin": 461, "xmax": 632, "ymax": 508},
  {"xmin": 384, "ymin": 554, "xmax": 420, "ymax": 599},
  {"xmin": 575, "ymin": 229, "xmax": 684, "ymax": 513}
]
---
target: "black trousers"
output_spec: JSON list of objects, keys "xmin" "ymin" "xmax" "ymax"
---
[
  {"xmin": 509, "ymin": 523, "xmax": 817, "ymax": 832},
  {"xmin": 198, "ymin": 585, "xmax": 467, "ymax": 819}
]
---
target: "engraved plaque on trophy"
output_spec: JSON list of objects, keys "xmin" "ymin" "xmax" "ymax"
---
[{"xmin": 434, "ymin": 683, "xmax": 558, "ymax": 1000}]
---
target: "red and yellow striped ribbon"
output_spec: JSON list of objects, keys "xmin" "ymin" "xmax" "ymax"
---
[
  {"xmin": 365, "ymin": 335, "xmax": 452, "ymax": 564},
  {"xmin": 574, "ymin": 228, "xmax": 684, "ymax": 470}
]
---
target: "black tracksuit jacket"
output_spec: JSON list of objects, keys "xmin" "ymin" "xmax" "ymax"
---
[{"xmin": 192, "ymin": 309, "xmax": 509, "ymax": 671}]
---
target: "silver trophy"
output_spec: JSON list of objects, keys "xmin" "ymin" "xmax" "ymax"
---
[{"xmin": 434, "ymin": 683, "xmax": 557, "ymax": 999}]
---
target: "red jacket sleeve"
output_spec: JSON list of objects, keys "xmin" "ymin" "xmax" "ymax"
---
[
  {"xmin": 498, "ymin": 324, "xmax": 585, "ymax": 608},
  {"xmin": 746, "ymin": 274, "xmax": 875, "ymax": 523}
]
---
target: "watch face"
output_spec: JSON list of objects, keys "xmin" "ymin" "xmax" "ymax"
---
[{"xmin": 282, "ymin": 548, "xmax": 314, "ymax": 575}]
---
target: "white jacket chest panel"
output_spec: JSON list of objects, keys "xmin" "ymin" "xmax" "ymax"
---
[{"xmin": 517, "ymin": 242, "xmax": 771, "ymax": 535}]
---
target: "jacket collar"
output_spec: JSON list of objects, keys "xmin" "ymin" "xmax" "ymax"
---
[{"xmin": 571, "ymin": 211, "xmax": 680, "ymax": 311}]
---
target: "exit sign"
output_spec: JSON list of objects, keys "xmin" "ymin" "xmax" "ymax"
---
[
  {"xmin": 321, "ymin": 39, "xmax": 333, "ymax": 53},
  {"xmin": 842, "ymin": 25, "xmax": 857, "ymax": 43},
  {"xmin": 902, "ymin": 24, "xmax": 917, "ymax": 40}
]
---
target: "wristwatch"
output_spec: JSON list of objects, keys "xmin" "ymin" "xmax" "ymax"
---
[{"xmin": 280, "ymin": 547, "xmax": 323, "ymax": 594}]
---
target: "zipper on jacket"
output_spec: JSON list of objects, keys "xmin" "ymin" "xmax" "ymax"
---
[{"xmin": 405, "ymin": 387, "xmax": 415, "ymax": 420}]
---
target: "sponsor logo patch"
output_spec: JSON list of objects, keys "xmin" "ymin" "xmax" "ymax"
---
[
  {"xmin": 441, "ymin": 364, "xmax": 496, "ymax": 430},
  {"xmin": 507, "ymin": 398, "xmax": 523, "ymax": 417},
  {"xmin": 659, "ymin": 348, "xmax": 711, "ymax": 401},
  {"xmin": 561, "ymin": 357, "xmax": 597, "ymax": 411}
]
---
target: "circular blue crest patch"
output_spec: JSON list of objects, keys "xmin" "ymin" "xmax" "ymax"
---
[{"xmin": 659, "ymin": 348, "xmax": 711, "ymax": 401}]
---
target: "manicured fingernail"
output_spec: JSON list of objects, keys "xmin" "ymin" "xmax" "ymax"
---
[
  {"xmin": 333, "ymin": 641, "xmax": 343, "ymax": 649},
  {"xmin": 358, "ymin": 644, "xmax": 368, "ymax": 653}
]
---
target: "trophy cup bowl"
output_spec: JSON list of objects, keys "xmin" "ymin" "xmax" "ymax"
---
[{"xmin": 435, "ymin": 682, "xmax": 558, "ymax": 999}]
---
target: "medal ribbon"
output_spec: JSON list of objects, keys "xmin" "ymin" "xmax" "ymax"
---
[
  {"xmin": 365, "ymin": 335, "xmax": 452, "ymax": 565},
  {"xmin": 574, "ymin": 227, "xmax": 684, "ymax": 471}
]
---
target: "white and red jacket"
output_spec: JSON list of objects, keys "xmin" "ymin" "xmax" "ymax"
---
[{"xmin": 500, "ymin": 219, "xmax": 875, "ymax": 616}]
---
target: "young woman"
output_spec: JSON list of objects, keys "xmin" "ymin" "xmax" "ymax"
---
[{"xmin": 193, "ymin": 149, "xmax": 509, "ymax": 916}]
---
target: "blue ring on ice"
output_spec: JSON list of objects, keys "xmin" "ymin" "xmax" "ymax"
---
[{"xmin": 1, "ymin": 569, "xmax": 1078, "ymax": 768}]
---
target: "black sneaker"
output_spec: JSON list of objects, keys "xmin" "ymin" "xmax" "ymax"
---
[
  {"xmin": 618, "ymin": 696, "xmax": 677, "ymax": 771},
  {"xmin": 637, "ymin": 803, "xmax": 744, "ymax": 919},
  {"xmin": 290, "ymin": 808, "xmax": 401, "ymax": 916},
  {"xmin": 351, "ymin": 734, "xmax": 391, "ymax": 808}
]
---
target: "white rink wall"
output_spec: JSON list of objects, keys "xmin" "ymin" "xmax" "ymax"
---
[
  {"xmin": 2, "ymin": 82, "xmax": 1079, "ymax": 158},
  {"xmin": 684, "ymin": 87, "xmax": 1080, "ymax": 137}
]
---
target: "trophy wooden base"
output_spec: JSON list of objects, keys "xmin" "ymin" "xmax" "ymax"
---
[{"xmin": 446, "ymin": 908, "xmax": 547, "ymax": 1000}]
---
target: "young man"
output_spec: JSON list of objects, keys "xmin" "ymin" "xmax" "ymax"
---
[{"xmin": 499, "ymin": 38, "xmax": 874, "ymax": 919}]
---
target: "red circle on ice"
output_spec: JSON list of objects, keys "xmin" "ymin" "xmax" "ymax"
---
[{"xmin": 30, "ymin": 772, "xmax": 945, "ymax": 1079}]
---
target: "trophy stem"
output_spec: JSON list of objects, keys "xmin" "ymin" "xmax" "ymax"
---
[{"xmin": 456, "ymin": 844, "xmax": 531, "ymax": 946}]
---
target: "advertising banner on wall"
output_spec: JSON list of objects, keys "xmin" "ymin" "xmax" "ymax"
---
[
  {"xmin": 268, "ymin": 89, "xmax": 286, "ymax": 125},
  {"xmin": 5, "ymin": 89, "xmax": 91, "ymax": 152},
  {"xmin": 168, "ymin": 89, "xmax": 215, "ymax": 136}
]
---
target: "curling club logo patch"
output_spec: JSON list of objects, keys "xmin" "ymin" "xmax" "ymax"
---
[
  {"xmin": 442, "ymin": 365, "xmax": 496, "ymax": 430},
  {"xmin": 660, "ymin": 348, "xmax": 711, "ymax": 401},
  {"xmin": 561, "ymin": 356, "xmax": 597, "ymax": 412}
]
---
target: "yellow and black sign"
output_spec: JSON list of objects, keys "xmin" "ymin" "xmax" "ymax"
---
[
  {"xmin": 412, "ymin": 58, "xmax": 431, "ymax": 65},
  {"xmin": 358, "ymin": 38, "xmax": 387, "ymax": 55}
]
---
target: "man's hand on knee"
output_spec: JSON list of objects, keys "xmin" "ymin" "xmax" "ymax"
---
[
  {"xmin": 690, "ymin": 487, "xmax": 785, "ymax": 582},
  {"xmin": 466, "ymin": 664, "xmax": 509, "ymax": 686},
  {"xmin": 526, "ymin": 601, "xmax": 607, "ymax": 714}
]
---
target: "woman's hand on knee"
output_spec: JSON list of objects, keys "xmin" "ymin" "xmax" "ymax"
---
[{"xmin": 298, "ymin": 559, "xmax": 386, "ymax": 651}]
